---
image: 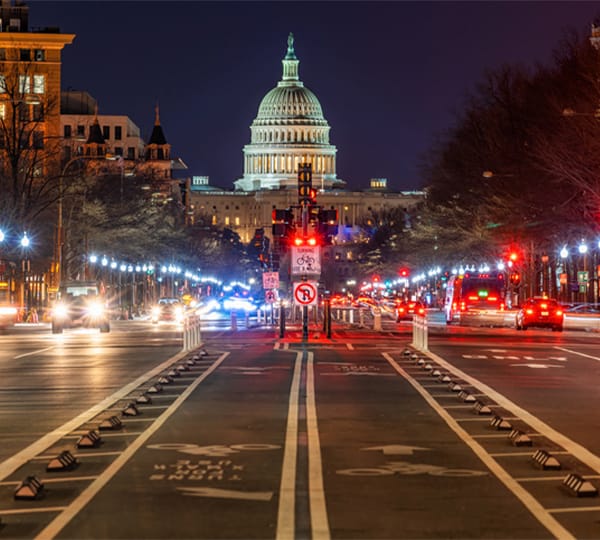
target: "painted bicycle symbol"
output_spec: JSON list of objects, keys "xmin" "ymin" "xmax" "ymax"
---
[
  {"xmin": 337, "ymin": 461, "xmax": 487, "ymax": 478},
  {"xmin": 296, "ymin": 255, "xmax": 316, "ymax": 267}
]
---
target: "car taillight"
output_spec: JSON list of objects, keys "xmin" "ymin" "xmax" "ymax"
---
[
  {"xmin": 525, "ymin": 308, "xmax": 534, "ymax": 315},
  {"xmin": 418, "ymin": 308, "xmax": 425, "ymax": 315},
  {"xmin": 540, "ymin": 303, "xmax": 548, "ymax": 309},
  {"xmin": 556, "ymin": 310, "xmax": 563, "ymax": 316},
  {"xmin": 488, "ymin": 296, "xmax": 498, "ymax": 302},
  {"xmin": 460, "ymin": 302, "xmax": 466, "ymax": 311},
  {"xmin": 467, "ymin": 296, "xmax": 478, "ymax": 301}
]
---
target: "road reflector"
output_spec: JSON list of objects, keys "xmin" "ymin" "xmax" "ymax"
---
[
  {"xmin": 439, "ymin": 375, "xmax": 452, "ymax": 383},
  {"xmin": 158, "ymin": 375, "xmax": 173, "ymax": 384},
  {"xmin": 136, "ymin": 393, "xmax": 153, "ymax": 404},
  {"xmin": 431, "ymin": 369, "xmax": 441, "ymax": 377},
  {"xmin": 473, "ymin": 401, "xmax": 492, "ymax": 415},
  {"xmin": 509, "ymin": 429, "xmax": 532, "ymax": 447},
  {"xmin": 14, "ymin": 476, "xmax": 44, "ymax": 500},
  {"xmin": 403, "ymin": 348, "xmax": 411, "ymax": 357},
  {"xmin": 532, "ymin": 450, "xmax": 561, "ymax": 470},
  {"xmin": 147, "ymin": 383, "xmax": 163, "ymax": 393},
  {"xmin": 99, "ymin": 415, "xmax": 123, "ymax": 431},
  {"xmin": 490, "ymin": 416, "xmax": 512, "ymax": 430},
  {"xmin": 77, "ymin": 430, "xmax": 102, "ymax": 448},
  {"xmin": 186, "ymin": 359, "xmax": 196, "ymax": 366},
  {"xmin": 562, "ymin": 473, "xmax": 598, "ymax": 497},
  {"xmin": 458, "ymin": 390, "xmax": 476, "ymax": 403},
  {"xmin": 199, "ymin": 349, "xmax": 208, "ymax": 356},
  {"xmin": 167, "ymin": 369, "xmax": 180, "ymax": 378},
  {"xmin": 449, "ymin": 383, "xmax": 462, "ymax": 392},
  {"xmin": 417, "ymin": 358, "xmax": 425, "ymax": 366},
  {"xmin": 122, "ymin": 402, "xmax": 140, "ymax": 416},
  {"xmin": 176, "ymin": 364, "xmax": 190, "ymax": 372},
  {"xmin": 47, "ymin": 450, "xmax": 79, "ymax": 472}
]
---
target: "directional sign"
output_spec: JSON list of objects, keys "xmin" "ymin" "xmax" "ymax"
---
[
  {"xmin": 291, "ymin": 246, "xmax": 321, "ymax": 276},
  {"xmin": 293, "ymin": 281, "xmax": 318, "ymax": 305}
]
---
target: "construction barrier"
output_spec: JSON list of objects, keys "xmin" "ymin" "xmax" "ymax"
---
[{"xmin": 412, "ymin": 314, "xmax": 428, "ymax": 351}]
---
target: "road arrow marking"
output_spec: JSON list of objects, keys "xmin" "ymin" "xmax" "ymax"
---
[
  {"xmin": 363, "ymin": 445, "xmax": 430, "ymax": 455},
  {"xmin": 177, "ymin": 487, "xmax": 273, "ymax": 501}
]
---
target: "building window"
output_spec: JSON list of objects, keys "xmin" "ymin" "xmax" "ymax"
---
[
  {"xmin": 76, "ymin": 125, "xmax": 85, "ymax": 138},
  {"xmin": 212, "ymin": 215, "xmax": 217, "ymax": 225},
  {"xmin": 19, "ymin": 49, "xmax": 30, "ymax": 61},
  {"xmin": 127, "ymin": 147, "xmax": 135, "ymax": 159},
  {"xmin": 115, "ymin": 126, "xmax": 122, "ymax": 140},
  {"xmin": 32, "ymin": 103, "xmax": 43, "ymax": 121},
  {"xmin": 64, "ymin": 125, "xmax": 72, "ymax": 138},
  {"xmin": 33, "ymin": 75, "xmax": 44, "ymax": 94},
  {"xmin": 114, "ymin": 146, "xmax": 123, "ymax": 156},
  {"xmin": 34, "ymin": 49, "xmax": 45, "ymax": 62},
  {"xmin": 0, "ymin": 75, "xmax": 5, "ymax": 93},
  {"xmin": 0, "ymin": 49, "xmax": 5, "ymax": 61},
  {"xmin": 18, "ymin": 103, "xmax": 29, "ymax": 122},
  {"xmin": 235, "ymin": 216, "xmax": 240, "ymax": 226},
  {"xmin": 18, "ymin": 75, "xmax": 30, "ymax": 94},
  {"xmin": 32, "ymin": 131, "xmax": 44, "ymax": 149},
  {"xmin": 102, "ymin": 126, "xmax": 110, "ymax": 140},
  {"xmin": 225, "ymin": 216, "xmax": 230, "ymax": 226}
]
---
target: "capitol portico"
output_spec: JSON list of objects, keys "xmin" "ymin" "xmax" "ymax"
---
[{"xmin": 234, "ymin": 33, "xmax": 343, "ymax": 192}]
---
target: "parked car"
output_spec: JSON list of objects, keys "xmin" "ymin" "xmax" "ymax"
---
[
  {"xmin": 396, "ymin": 300, "xmax": 426, "ymax": 321},
  {"xmin": 515, "ymin": 297, "xmax": 563, "ymax": 332},
  {"xmin": 151, "ymin": 297, "xmax": 184, "ymax": 324},
  {"xmin": 51, "ymin": 281, "xmax": 110, "ymax": 334}
]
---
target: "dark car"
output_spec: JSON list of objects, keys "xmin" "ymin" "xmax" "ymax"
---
[
  {"xmin": 51, "ymin": 281, "xmax": 110, "ymax": 334},
  {"xmin": 515, "ymin": 297, "xmax": 564, "ymax": 332},
  {"xmin": 396, "ymin": 300, "xmax": 426, "ymax": 321},
  {"xmin": 151, "ymin": 297, "xmax": 184, "ymax": 324}
]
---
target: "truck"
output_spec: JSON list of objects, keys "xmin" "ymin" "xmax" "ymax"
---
[{"xmin": 51, "ymin": 280, "xmax": 110, "ymax": 334}]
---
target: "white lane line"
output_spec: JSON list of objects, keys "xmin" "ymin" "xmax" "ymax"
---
[
  {"xmin": 34, "ymin": 352, "xmax": 229, "ymax": 540},
  {"xmin": 555, "ymin": 346, "xmax": 600, "ymax": 362},
  {"xmin": 306, "ymin": 351, "xmax": 331, "ymax": 539},
  {"xmin": 0, "ymin": 507, "xmax": 67, "ymax": 516},
  {"xmin": 425, "ymin": 349, "xmax": 600, "ymax": 474},
  {"xmin": 516, "ymin": 475, "xmax": 600, "ymax": 482},
  {"xmin": 382, "ymin": 352, "xmax": 574, "ymax": 540},
  {"xmin": 276, "ymin": 351, "xmax": 302, "ymax": 540},
  {"xmin": 0, "ymin": 349, "xmax": 190, "ymax": 482},
  {"xmin": 32, "ymin": 451, "xmax": 122, "ymax": 460},
  {"xmin": 549, "ymin": 506, "xmax": 600, "ymax": 514},
  {"xmin": 14, "ymin": 346, "xmax": 54, "ymax": 359}
]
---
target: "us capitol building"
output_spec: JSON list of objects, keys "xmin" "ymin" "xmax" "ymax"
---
[{"xmin": 188, "ymin": 34, "xmax": 423, "ymax": 283}]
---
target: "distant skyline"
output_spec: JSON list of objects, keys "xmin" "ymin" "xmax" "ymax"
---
[{"xmin": 29, "ymin": 1, "xmax": 600, "ymax": 191}]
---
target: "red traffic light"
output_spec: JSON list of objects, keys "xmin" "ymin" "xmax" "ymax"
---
[
  {"xmin": 399, "ymin": 267, "xmax": 410, "ymax": 278},
  {"xmin": 293, "ymin": 236, "xmax": 318, "ymax": 247}
]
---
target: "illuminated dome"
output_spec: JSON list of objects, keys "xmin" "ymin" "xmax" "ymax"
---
[{"xmin": 235, "ymin": 33, "xmax": 343, "ymax": 191}]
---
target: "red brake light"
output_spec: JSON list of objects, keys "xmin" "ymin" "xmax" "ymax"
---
[
  {"xmin": 556, "ymin": 310, "xmax": 563, "ymax": 316},
  {"xmin": 488, "ymin": 296, "xmax": 498, "ymax": 302},
  {"xmin": 525, "ymin": 308, "xmax": 534, "ymax": 315}
]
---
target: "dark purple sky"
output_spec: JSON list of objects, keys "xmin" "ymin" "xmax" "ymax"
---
[{"xmin": 29, "ymin": 1, "xmax": 600, "ymax": 191}]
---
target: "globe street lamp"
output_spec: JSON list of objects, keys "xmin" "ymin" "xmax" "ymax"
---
[{"xmin": 20, "ymin": 232, "xmax": 31, "ymax": 316}]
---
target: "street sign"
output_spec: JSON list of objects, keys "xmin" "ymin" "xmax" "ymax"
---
[
  {"xmin": 577, "ymin": 271, "xmax": 589, "ymax": 284},
  {"xmin": 293, "ymin": 281, "xmax": 318, "ymax": 306},
  {"xmin": 291, "ymin": 246, "xmax": 321, "ymax": 276},
  {"xmin": 262, "ymin": 271, "xmax": 279, "ymax": 290},
  {"xmin": 265, "ymin": 290, "xmax": 276, "ymax": 303}
]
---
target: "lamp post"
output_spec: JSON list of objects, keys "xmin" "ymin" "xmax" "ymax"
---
[{"xmin": 20, "ymin": 232, "xmax": 31, "ymax": 316}]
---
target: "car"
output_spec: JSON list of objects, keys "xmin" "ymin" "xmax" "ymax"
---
[
  {"xmin": 515, "ymin": 297, "xmax": 563, "ymax": 331},
  {"xmin": 51, "ymin": 281, "xmax": 110, "ymax": 334},
  {"xmin": 151, "ymin": 297, "xmax": 184, "ymax": 324},
  {"xmin": 396, "ymin": 300, "xmax": 426, "ymax": 321}
]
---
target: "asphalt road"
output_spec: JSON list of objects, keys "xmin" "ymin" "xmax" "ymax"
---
[{"xmin": 0, "ymin": 318, "xmax": 599, "ymax": 538}]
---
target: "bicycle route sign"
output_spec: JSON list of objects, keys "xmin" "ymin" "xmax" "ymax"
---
[
  {"xmin": 291, "ymin": 246, "xmax": 321, "ymax": 276},
  {"xmin": 293, "ymin": 281, "xmax": 318, "ymax": 306}
]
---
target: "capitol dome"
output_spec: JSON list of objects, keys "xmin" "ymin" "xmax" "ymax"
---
[{"xmin": 235, "ymin": 33, "xmax": 343, "ymax": 191}]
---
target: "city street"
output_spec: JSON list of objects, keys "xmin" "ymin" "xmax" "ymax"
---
[{"xmin": 0, "ymin": 318, "xmax": 599, "ymax": 538}]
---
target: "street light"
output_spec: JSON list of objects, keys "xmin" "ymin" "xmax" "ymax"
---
[{"xmin": 20, "ymin": 232, "xmax": 31, "ymax": 315}]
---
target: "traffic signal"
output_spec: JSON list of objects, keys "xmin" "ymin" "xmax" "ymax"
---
[
  {"xmin": 272, "ymin": 208, "xmax": 295, "ymax": 238},
  {"xmin": 399, "ymin": 267, "xmax": 410, "ymax": 278},
  {"xmin": 509, "ymin": 272, "xmax": 521, "ymax": 285},
  {"xmin": 298, "ymin": 163, "xmax": 313, "ymax": 206},
  {"xmin": 293, "ymin": 236, "xmax": 318, "ymax": 247},
  {"xmin": 317, "ymin": 208, "xmax": 338, "ymax": 244}
]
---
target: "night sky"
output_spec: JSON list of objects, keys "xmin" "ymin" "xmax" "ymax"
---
[{"xmin": 28, "ymin": 1, "xmax": 600, "ymax": 192}]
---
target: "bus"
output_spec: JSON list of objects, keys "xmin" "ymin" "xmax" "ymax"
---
[
  {"xmin": 0, "ymin": 279, "xmax": 18, "ymax": 329},
  {"xmin": 444, "ymin": 271, "xmax": 506, "ymax": 324}
]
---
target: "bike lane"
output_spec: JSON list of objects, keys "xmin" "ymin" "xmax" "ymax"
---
[
  {"xmin": 46, "ymin": 345, "xmax": 298, "ymax": 540},
  {"xmin": 314, "ymin": 345, "xmax": 554, "ymax": 539}
]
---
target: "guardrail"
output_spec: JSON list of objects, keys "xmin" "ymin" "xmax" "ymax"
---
[{"xmin": 182, "ymin": 314, "xmax": 202, "ymax": 351}]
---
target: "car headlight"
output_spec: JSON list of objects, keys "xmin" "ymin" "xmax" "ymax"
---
[
  {"xmin": 54, "ymin": 303, "xmax": 68, "ymax": 318},
  {"xmin": 87, "ymin": 302, "xmax": 104, "ymax": 317},
  {"xmin": 0, "ymin": 306, "xmax": 17, "ymax": 315},
  {"xmin": 152, "ymin": 307, "xmax": 160, "ymax": 317}
]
